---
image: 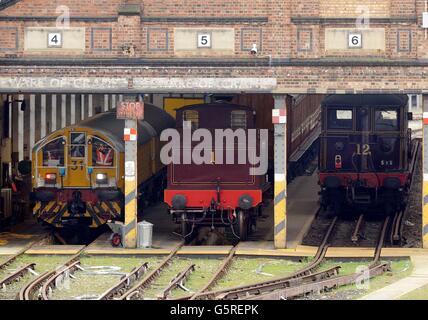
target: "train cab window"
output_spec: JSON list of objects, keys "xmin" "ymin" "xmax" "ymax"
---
[
  {"xmin": 327, "ymin": 109, "xmax": 353, "ymax": 130},
  {"xmin": 375, "ymin": 109, "xmax": 399, "ymax": 131},
  {"xmin": 231, "ymin": 110, "xmax": 247, "ymax": 129},
  {"xmin": 42, "ymin": 138, "xmax": 65, "ymax": 167},
  {"xmin": 183, "ymin": 110, "xmax": 199, "ymax": 130},
  {"xmin": 70, "ymin": 132, "xmax": 86, "ymax": 158},
  {"xmin": 92, "ymin": 137, "xmax": 114, "ymax": 167}
]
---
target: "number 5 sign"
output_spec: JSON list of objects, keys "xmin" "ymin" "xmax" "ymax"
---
[
  {"xmin": 197, "ymin": 33, "xmax": 211, "ymax": 48},
  {"xmin": 348, "ymin": 33, "xmax": 362, "ymax": 48},
  {"xmin": 48, "ymin": 32, "xmax": 62, "ymax": 48}
]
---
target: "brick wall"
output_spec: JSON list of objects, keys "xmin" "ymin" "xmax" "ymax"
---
[
  {"xmin": 0, "ymin": 0, "xmax": 428, "ymax": 93},
  {"xmin": 319, "ymin": 0, "xmax": 390, "ymax": 18}
]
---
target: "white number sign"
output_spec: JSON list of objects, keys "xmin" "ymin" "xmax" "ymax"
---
[
  {"xmin": 197, "ymin": 33, "xmax": 211, "ymax": 48},
  {"xmin": 348, "ymin": 33, "xmax": 362, "ymax": 48},
  {"xmin": 48, "ymin": 32, "xmax": 62, "ymax": 48}
]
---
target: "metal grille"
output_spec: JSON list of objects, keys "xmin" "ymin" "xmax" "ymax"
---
[{"xmin": 231, "ymin": 110, "xmax": 247, "ymax": 129}]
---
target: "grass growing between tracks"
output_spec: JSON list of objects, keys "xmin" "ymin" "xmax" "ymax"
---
[
  {"xmin": 0, "ymin": 254, "xmax": 72, "ymax": 300},
  {"xmin": 301, "ymin": 258, "xmax": 412, "ymax": 300},
  {"xmin": 143, "ymin": 256, "xmax": 223, "ymax": 299},
  {"xmin": 50, "ymin": 255, "xmax": 164, "ymax": 300},
  {"xmin": 212, "ymin": 257, "xmax": 310, "ymax": 290}
]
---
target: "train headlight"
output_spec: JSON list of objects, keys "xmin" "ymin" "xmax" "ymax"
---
[
  {"xmin": 45, "ymin": 173, "xmax": 57, "ymax": 185},
  {"xmin": 96, "ymin": 173, "xmax": 108, "ymax": 185}
]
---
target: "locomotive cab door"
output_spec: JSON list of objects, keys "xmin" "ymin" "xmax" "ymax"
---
[{"xmin": 66, "ymin": 132, "xmax": 89, "ymax": 187}]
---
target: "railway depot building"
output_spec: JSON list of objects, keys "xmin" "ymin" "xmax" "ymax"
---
[{"xmin": 0, "ymin": 0, "xmax": 427, "ymax": 249}]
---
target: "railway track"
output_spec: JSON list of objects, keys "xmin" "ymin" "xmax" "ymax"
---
[
  {"xmin": 184, "ymin": 217, "xmax": 339, "ymax": 300},
  {"xmin": 97, "ymin": 262, "xmax": 149, "ymax": 300},
  {"xmin": 186, "ymin": 247, "xmax": 237, "ymax": 300},
  {"xmin": 41, "ymin": 260, "xmax": 82, "ymax": 300},
  {"xmin": 350, "ymin": 140, "xmax": 420, "ymax": 247},
  {"xmin": 0, "ymin": 235, "xmax": 48, "ymax": 271},
  {"xmin": 119, "ymin": 242, "xmax": 184, "ymax": 300},
  {"xmin": 158, "ymin": 264, "xmax": 195, "ymax": 300},
  {"xmin": 246, "ymin": 217, "xmax": 391, "ymax": 300},
  {"xmin": 351, "ymin": 214, "xmax": 365, "ymax": 243},
  {"xmin": 0, "ymin": 263, "xmax": 36, "ymax": 289},
  {"xmin": 389, "ymin": 139, "xmax": 421, "ymax": 246},
  {"xmin": 17, "ymin": 252, "xmax": 82, "ymax": 300}
]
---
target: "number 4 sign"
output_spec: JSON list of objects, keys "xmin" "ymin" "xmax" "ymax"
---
[
  {"xmin": 348, "ymin": 33, "xmax": 362, "ymax": 48},
  {"xmin": 48, "ymin": 32, "xmax": 62, "ymax": 48}
]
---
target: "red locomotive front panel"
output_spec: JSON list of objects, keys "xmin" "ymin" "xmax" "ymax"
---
[{"xmin": 164, "ymin": 102, "xmax": 270, "ymax": 241}]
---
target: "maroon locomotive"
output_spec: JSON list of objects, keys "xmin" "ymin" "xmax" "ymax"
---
[
  {"xmin": 164, "ymin": 102, "xmax": 270, "ymax": 241},
  {"xmin": 318, "ymin": 94, "xmax": 413, "ymax": 215}
]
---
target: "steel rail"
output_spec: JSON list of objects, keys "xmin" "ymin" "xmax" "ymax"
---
[
  {"xmin": 17, "ymin": 253, "xmax": 81, "ymax": 300},
  {"xmin": 391, "ymin": 210, "xmax": 404, "ymax": 244},
  {"xmin": 245, "ymin": 262, "xmax": 390, "ymax": 300},
  {"xmin": 17, "ymin": 270, "xmax": 51, "ymax": 300},
  {"xmin": 97, "ymin": 262, "xmax": 149, "ymax": 300},
  {"xmin": 119, "ymin": 242, "xmax": 184, "ymax": 300},
  {"xmin": 158, "ymin": 264, "xmax": 195, "ymax": 300},
  {"xmin": 0, "ymin": 263, "xmax": 35, "ymax": 288},
  {"xmin": 351, "ymin": 214, "xmax": 365, "ymax": 243},
  {"xmin": 187, "ymin": 247, "xmax": 237, "ymax": 300},
  {"xmin": 0, "ymin": 234, "xmax": 49, "ymax": 271},
  {"xmin": 41, "ymin": 260, "xmax": 82, "ymax": 300},
  {"xmin": 189, "ymin": 216, "xmax": 338, "ymax": 300},
  {"xmin": 371, "ymin": 216, "xmax": 390, "ymax": 267},
  {"xmin": 247, "ymin": 216, "xmax": 391, "ymax": 300},
  {"xmin": 390, "ymin": 140, "xmax": 420, "ymax": 245},
  {"xmin": 216, "ymin": 266, "xmax": 341, "ymax": 300}
]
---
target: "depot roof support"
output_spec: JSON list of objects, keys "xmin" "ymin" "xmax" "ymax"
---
[
  {"xmin": 423, "ymin": 95, "xmax": 428, "ymax": 248},
  {"xmin": 273, "ymin": 95, "xmax": 288, "ymax": 249}
]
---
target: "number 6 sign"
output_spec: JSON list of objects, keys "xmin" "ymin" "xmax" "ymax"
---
[
  {"xmin": 48, "ymin": 32, "xmax": 62, "ymax": 48},
  {"xmin": 348, "ymin": 33, "xmax": 362, "ymax": 48},
  {"xmin": 197, "ymin": 33, "xmax": 211, "ymax": 48}
]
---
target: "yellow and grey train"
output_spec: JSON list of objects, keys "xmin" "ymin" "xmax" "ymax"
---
[{"xmin": 31, "ymin": 103, "xmax": 175, "ymax": 229}]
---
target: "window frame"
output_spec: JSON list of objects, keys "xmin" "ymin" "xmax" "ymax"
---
[
  {"xmin": 91, "ymin": 136, "xmax": 116, "ymax": 168},
  {"xmin": 69, "ymin": 132, "xmax": 87, "ymax": 159},
  {"xmin": 326, "ymin": 107, "xmax": 354, "ymax": 131},
  {"xmin": 41, "ymin": 136, "xmax": 66, "ymax": 168},
  {"xmin": 374, "ymin": 107, "xmax": 400, "ymax": 132}
]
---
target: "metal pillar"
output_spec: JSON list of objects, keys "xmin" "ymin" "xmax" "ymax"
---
[
  {"xmin": 272, "ymin": 95, "xmax": 288, "ymax": 249},
  {"xmin": 124, "ymin": 119, "xmax": 138, "ymax": 248},
  {"xmin": 423, "ymin": 95, "xmax": 428, "ymax": 248}
]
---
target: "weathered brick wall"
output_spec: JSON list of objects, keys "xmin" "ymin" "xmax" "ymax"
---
[
  {"xmin": 0, "ymin": 0, "xmax": 428, "ymax": 93},
  {"xmin": 0, "ymin": 0, "xmax": 122, "ymax": 16},
  {"xmin": 319, "ymin": 0, "xmax": 390, "ymax": 18}
]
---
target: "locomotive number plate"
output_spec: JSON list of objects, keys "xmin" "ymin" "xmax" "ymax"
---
[{"xmin": 355, "ymin": 143, "xmax": 371, "ymax": 156}]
